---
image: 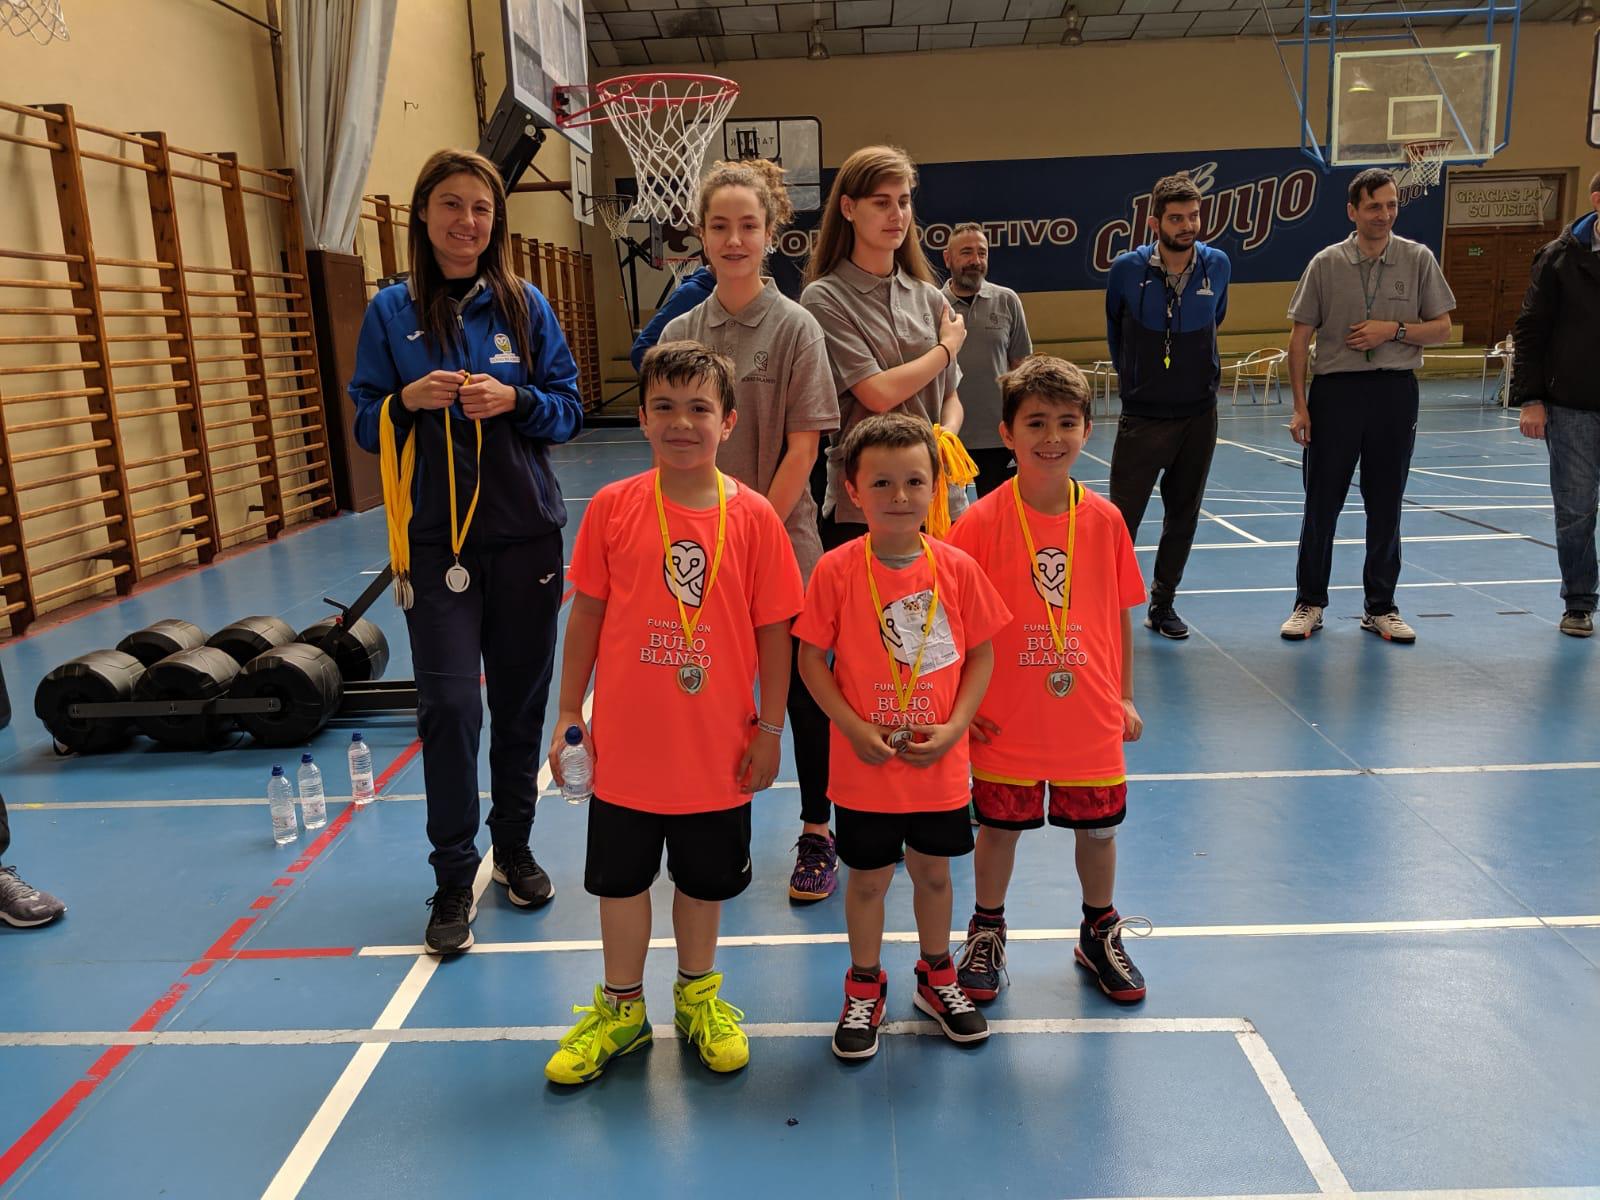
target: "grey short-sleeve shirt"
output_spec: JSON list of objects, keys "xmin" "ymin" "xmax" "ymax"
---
[
  {"xmin": 662, "ymin": 280, "xmax": 839, "ymax": 581},
  {"xmin": 801, "ymin": 259, "xmax": 961, "ymax": 524},
  {"xmin": 941, "ymin": 279, "xmax": 1032, "ymax": 449},
  {"xmin": 1287, "ymin": 233, "xmax": 1456, "ymax": 375}
]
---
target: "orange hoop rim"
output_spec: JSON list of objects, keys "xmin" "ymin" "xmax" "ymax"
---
[
  {"xmin": 554, "ymin": 73, "xmax": 740, "ymax": 130},
  {"xmin": 1401, "ymin": 138, "xmax": 1453, "ymax": 165}
]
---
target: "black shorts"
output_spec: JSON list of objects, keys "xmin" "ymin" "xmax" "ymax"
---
[
  {"xmin": 584, "ymin": 796, "xmax": 753, "ymax": 902},
  {"xmin": 834, "ymin": 803, "xmax": 975, "ymax": 871}
]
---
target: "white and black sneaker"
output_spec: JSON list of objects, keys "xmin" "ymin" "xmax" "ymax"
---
[
  {"xmin": 491, "ymin": 844, "xmax": 554, "ymax": 908},
  {"xmin": 0, "ymin": 865, "xmax": 66, "ymax": 928},
  {"xmin": 832, "ymin": 968, "xmax": 887, "ymax": 1060},
  {"xmin": 423, "ymin": 884, "xmax": 477, "ymax": 955},
  {"xmin": 913, "ymin": 957, "xmax": 988, "ymax": 1044}
]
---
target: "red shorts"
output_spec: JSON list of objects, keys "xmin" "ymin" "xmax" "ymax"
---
[{"xmin": 971, "ymin": 777, "xmax": 1127, "ymax": 831}]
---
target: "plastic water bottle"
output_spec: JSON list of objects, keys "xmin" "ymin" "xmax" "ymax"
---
[
  {"xmin": 269, "ymin": 765, "xmax": 298, "ymax": 845},
  {"xmin": 298, "ymin": 753, "xmax": 327, "ymax": 831},
  {"xmin": 558, "ymin": 726, "xmax": 592, "ymax": 805},
  {"xmin": 348, "ymin": 733, "xmax": 375, "ymax": 806}
]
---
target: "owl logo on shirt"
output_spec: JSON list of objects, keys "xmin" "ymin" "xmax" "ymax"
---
[
  {"xmin": 1394, "ymin": 281, "xmax": 1407, "ymax": 297},
  {"xmin": 754, "ymin": 350, "xmax": 770, "ymax": 373},
  {"xmin": 1031, "ymin": 548, "xmax": 1067, "ymax": 608},
  {"xmin": 877, "ymin": 589, "xmax": 959, "ymax": 673},
  {"xmin": 489, "ymin": 331, "xmax": 520, "ymax": 365},
  {"xmin": 664, "ymin": 539, "xmax": 708, "ymax": 606}
]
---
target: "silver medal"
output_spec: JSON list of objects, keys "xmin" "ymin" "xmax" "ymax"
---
[
  {"xmin": 393, "ymin": 572, "xmax": 414, "ymax": 611},
  {"xmin": 445, "ymin": 563, "xmax": 471, "ymax": 593},
  {"xmin": 1047, "ymin": 670, "xmax": 1074, "ymax": 698},
  {"xmin": 887, "ymin": 727, "xmax": 914, "ymax": 752},
  {"xmin": 677, "ymin": 664, "xmax": 706, "ymax": 695}
]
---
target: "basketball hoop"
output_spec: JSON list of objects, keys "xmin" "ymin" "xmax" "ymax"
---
[
  {"xmin": 1, "ymin": 0, "xmax": 69, "ymax": 43},
  {"xmin": 556, "ymin": 73, "xmax": 740, "ymax": 229},
  {"xmin": 1396, "ymin": 138, "xmax": 1452, "ymax": 196},
  {"xmin": 588, "ymin": 194, "xmax": 637, "ymax": 241},
  {"xmin": 662, "ymin": 256, "xmax": 703, "ymax": 287}
]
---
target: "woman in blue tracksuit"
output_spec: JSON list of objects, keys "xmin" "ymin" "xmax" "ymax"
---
[{"xmin": 350, "ymin": 148, "xmax": 583, "ymax": 955}]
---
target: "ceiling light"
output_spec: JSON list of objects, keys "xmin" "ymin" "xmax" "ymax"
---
[
  {"xmin": 807, "ymin": 20, "xmax": 830, "ymax": 59},
  {"xmin": 1574, "ymin": 0, "xmax": 1597, "ymax": 24},
  {"xmin": 1347, "ymin": 68, "xmax": 1373, "ymax": 93},
  {"xmin": 1060, "ymin": 5, "xmax": 1084, "ymax": 45}
]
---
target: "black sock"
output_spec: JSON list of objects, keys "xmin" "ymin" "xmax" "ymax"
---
[
  {"xmin": 677, "ymin": 966, "xmax": 714, "ymax": 984},
  {"xmin": 922, "ymin": 951, "xmax": 952, "ymax": 971},
  {"xmin": 1083, "ymin": 902, "xmax": 1115, "ymax": 926},
  {"xmin": 849, "ymin": 964, "xmax": 881, "ymax": 983},
  {"xmin": 975, "ymin": 902, "xmax": 1005, "ymax": 923}
]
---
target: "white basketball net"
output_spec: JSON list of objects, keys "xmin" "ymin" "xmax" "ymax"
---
[
  {"xmin": 593, "ymin": 77, "xmax": 739, "ymax": 229},
  {"xmin": 1, "ymin": 0, "xmax": 69, "ymax": 43},
  {"xmin": 1395, "ymin": 139, "xmax": 1451, "ymax": 195},
  {"xmin": 664, "ymin": 256, "xmax": 702, "ymax": 286},
  {"xmin": 589, "ymin": 195, "xmax": 636, "ymax": 241}
]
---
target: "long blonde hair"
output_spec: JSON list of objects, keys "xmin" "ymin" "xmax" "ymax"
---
[
  {"xmin": 804, "ymin": 145, "xmax": 937, "ymax": 287},
  {"xmin": 406, "ymin": 149, "xmax": 532, "ymax": 371}
]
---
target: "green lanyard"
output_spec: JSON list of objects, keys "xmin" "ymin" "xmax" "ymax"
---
[{"xmin": 1358, "ymin": 255, "xmax": 1386, "ymax": 363}]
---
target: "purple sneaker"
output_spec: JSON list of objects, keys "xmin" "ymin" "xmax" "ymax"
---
[{"xmin": 788, "ymin": 831, "xmax": 837, "ymax": 902}]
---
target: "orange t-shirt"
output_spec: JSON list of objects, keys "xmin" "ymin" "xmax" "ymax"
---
[
  {"xmin": 792, "ymin": 535, "xmax": 1011, "ymax": 814},
  {"xmin": 946, "ymin": 481, "xmax": 1146, "ymax": 786},
  {"xmin": 566, "ymin": 471, "xmax": 804, "ymax": 814}
]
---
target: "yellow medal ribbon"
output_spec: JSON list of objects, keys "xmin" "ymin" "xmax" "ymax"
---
[
  {"xmin": 1010, "ymin": 476, "xmax": 1079, "ymax": 651},
  {"xmin": 925, "ymin": 424, "xmax": 978, "ymax": 539},
  {"xmin": 654, "ymin": 469, "xmax": 728, "ymax": 683},
  {"xmin": 379, "ymin": 395, "xmax": 417, "ymax": 608},
  {"xmin": 863, "ymin": 534, "xmax": 941, "ymax": 726},
  {"xmin": 443, "ymin": 402, "xmax": 484, "ymax": 583}
]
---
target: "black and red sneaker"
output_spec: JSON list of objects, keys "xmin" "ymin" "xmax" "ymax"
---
[
  {"xmin": 1074, "ymin": 910, "xmax": 1152, "ymax": 1003},
  {"xmin": 913, "ymin": 957, "xmax": 988, "ymax": 1044},
  {"xmin": 955, "ymin": 915, "xmax": 1008, "ymax": 1001},
  {"xmin": 832, "ymin": 968, "xmax": 887, "ymax": 1060}
]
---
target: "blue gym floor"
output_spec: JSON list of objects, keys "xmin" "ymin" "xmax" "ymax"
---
[{"xmin": 2, "ymin": 382, "xmax": 1597, "ymax": 1200}]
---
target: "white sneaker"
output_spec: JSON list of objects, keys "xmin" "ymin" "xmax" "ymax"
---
[
  {"xmin": 1280, "ymin": 604, "xmax": 1324, "ymax": 640},
  {"xmin": 1360, "ymin": 611, "xmax": 1416, "ymax": 643}
]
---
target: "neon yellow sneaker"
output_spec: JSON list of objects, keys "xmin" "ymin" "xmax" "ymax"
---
[
  {"xmin": 673, "ymin": 971, "xmax": 749, "ymax": 1074},
  {"xmin": 543, "ymin": 985, "xmax": 652, "ymax": 1085}
]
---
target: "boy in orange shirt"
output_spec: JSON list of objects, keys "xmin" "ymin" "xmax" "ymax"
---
[
  {"xmin": 545, "ymin": 342, "xmax": 803, "ymax": 1085},
  {"xmin": 795, "ymin": 413, "xmax": 1011, "ymax": 1060},
  {"xmin": 946, "ymin": 356, "xmax": 1150, "ymax": 1005}
]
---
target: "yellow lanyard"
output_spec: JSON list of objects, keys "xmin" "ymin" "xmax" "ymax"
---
[
  {"xmin": 654, "ymin": 469, "xmax": 728, "ymax": 649},
  {"xmin": 378, "ymin": 395, "xmax": 417, "ymax": 607},
  {"xmin": 863, "ymin": 534, "xmax": 941, "ymax": 718},
  {"xmin": 1010, "ymin": 476, "xmax": 1078, "ymax": 651},
  {"xmin": 444, "ymin": 402, "xmax": 483, "ymax": 570}
]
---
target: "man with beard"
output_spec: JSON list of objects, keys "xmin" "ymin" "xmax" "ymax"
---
[
  {"xmin": 1105, "ymin": 172, "xmax": 1232, "ymax": 640},
  {"xmin": 941, "ymin": 223, "xmax": 1033, "ymax": 496}
]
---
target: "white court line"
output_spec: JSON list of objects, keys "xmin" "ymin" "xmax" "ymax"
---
[
  {"xmin": 25, "ymin": 756, "xmax": 1594, "ymax": 812},
  {"xmin": 0, "ymin": 1016, "xmax": 1250, "ymax": 1049},
  {"xmin": 1409, "ymin": 468, "xmax": 1548, "ymax": 489},
  {"xmin": 355, "ymin": 913, "xmax": 1600, "ymax": 958},
  {"xmin": 260, "ymin": 695, "xmax": 590, "ymax": 1200},
  {"xmin": 1144, "ymin": 532, "xmax": 1528, "ymax": 552},
  {"xmin": 1200, "ymin": 508, "xmax": 1268, "ymax": 543},
  {"xmin": 1217, "ymin": 437, "xmax": 1299, "ymax": 466},
  {"xmin": 1062, "ymin": 1191, "xmax": 1600, "ymax": 1200},
  {"xmin": 1173, "ymin": 576, "xmax": 1558, "ymax": 597},
  {"xmin": 1235, "ymin": 1028, "xmax": 1351, "ymax": 1193},
  {"xmin": 1205, "ymin": 504, "xmax": 1552, "ymax": 519}
]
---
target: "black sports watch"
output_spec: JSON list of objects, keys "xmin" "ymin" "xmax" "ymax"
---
[{"xmin": 1393, "ymin": 322, "xmax": 1407, "ymax": 342}]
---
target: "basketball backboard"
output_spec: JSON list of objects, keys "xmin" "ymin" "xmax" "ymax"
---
[
  {"xmin": 1331, "ymin": 45, "xmax": 1500, "ymax": 166},
  {"xmin": 1589, "ymin": 28, "xmax": 1599, "ymax": 149},
  {"xmin": 721, "ymin": 117, "xmax": 822, "ymax": 212},
  {"xmin": 502, "ymin": 0, "xmax": 590, "ymax": 154}
]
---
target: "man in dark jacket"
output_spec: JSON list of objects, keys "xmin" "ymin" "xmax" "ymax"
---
[
  {"xmin": 1106, "ymin": 172, "xmax": 1232, "ymax": 640},
  {"xmin": 1512, "ymin": 171, "xmax": 1600, "ymax": 639}
]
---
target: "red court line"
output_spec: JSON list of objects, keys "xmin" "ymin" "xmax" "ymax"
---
[
  {"xmin": 0, "ymin": 983, "xmax": 187, "ymax": 1185},
  {"xmin": 250, "ymin": 896, "xmax": 275, "ymax": 911},
  {"xmin": 233, "ymin": 946, "xmax": 355, "ymax": 961}
]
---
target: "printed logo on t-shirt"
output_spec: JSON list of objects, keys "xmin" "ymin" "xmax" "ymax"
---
[
  {"xmin": 1393, "ymin": 281, "xmax": 1407, "ymax": 298},
  {"xmin": 489, "ymin": 331, "xmax": 520, "ymax": 365},
  {"xmin": 878, "ymin": 588, "xmax": 959, "ymax": 675},
  {"xmin": 663, "ymin": 539, "xmax": 709, "ymax": 606},
  {"xmin": 1030, "ymin": 548, "xmax": 1067, "ymax": 608},
  {"xmin": 743, "ymin": 349, "xmax": 775, "ymax": 385}
]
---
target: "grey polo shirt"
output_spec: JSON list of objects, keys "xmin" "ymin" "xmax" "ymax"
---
[
  {"xmin": 662, "ymin": 279, "xmax": 839, "ymax": 581},
  {"xmin": 801, "ymin": 259, "xmax": 961, "ymax": 524},
  {"xmin": 1287, "ymin": 233, "xmax": 1456, "ymax": 375},
  {"xmin": 941, "ymin": 279, "xmax": 1032, "ymax": 450}
]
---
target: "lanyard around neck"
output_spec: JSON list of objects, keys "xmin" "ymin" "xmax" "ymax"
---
[
  {"xmin": 863, "ymin": 534, "xmax": 940, "ymax": 718},
  {"xmin": 1010, "ymin": 477, "xmax": 1079, "ymax": 651}
]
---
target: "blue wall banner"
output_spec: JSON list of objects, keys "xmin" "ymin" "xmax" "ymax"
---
[{"xmin": 651, "ymin": 147, "xmax": 1446, "ymax": 298}]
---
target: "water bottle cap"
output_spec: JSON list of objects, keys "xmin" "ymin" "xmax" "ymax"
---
[
  {"xmin": 351, "ymin": 732, "xmax": 363, "ymax": 742},
  {"xmin": 301, "ymin": 753, "xmax": 314, "ymax": 764},
  {"xmin": 564, "ymin": 725, "xmax": 583, "ymax": 745},
  {"xmin": 271, "ymin": 765, "xmax": 284, "ymax": 776}
]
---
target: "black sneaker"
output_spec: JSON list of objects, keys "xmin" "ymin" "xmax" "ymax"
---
[
  {"xmin": 913, "ymin": 957, "xmax": 989, "ymax": 1043},
  {"xmin": 1074, "ymin": 911, "xmax": 1151, "ymax": 1003},
  {"xmin": 1144, "ymin": 604, "xmax": 1189, "ymax": 639},
  {"xmin": 492, "ymin": 844, "xmax": 554, "ymax": 908},
  {"xmin": 955, "ymin": 916, "xmax": 1008, "ymax": 1001},
  {"xmin": 832, "ymin": 968, "xmax": 887, "ymax": 1060},
  {"xmin": 423, "ymin": 884, "xmax": 477, "ymax": 955}
]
